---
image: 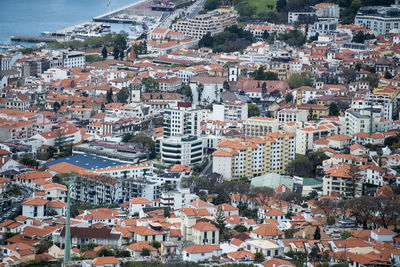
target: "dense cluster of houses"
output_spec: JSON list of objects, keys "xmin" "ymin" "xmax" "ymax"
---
[{"xmin": 2, "ymin": 0, "xmax": 400, "ymax": 266}]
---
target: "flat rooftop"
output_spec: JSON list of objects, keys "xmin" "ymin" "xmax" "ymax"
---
[{"xmin": 44, "ymin": 153, "xmax": 125, "ymax": 170}]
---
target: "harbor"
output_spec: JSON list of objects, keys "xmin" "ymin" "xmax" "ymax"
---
[{"xmin": 7, "ymin": 0, "xmax": 164, "ymax": 45}]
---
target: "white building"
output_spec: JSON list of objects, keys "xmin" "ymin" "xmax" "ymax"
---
[
  {"xmin": 183, "ymin": 245, "xmax": 222, "ymax": 262},
  {"xmin": 62, "ymin": 51, "xmax": 86, "ymax": 68},
  {"xmin": 172, "ymin": 8, "xmax": 237, "ymax": 39},
  {"xmin": 355, "ymin": 5, "xmax": 400, "ymax": 35},
  {"xmin": 163, "ymin": 104, "xmax": 201, "ymax": 137},
  {"xmin": 277, "ymin": 108, "xmax": 307, "ymax": 123},
  {"xmin": 161, "ymin": 135, "xmax": 203, "ymax": 166},
  {"xmin": 22, "ymin": 198, "xmax": 49, "ymax": 218},
  {"xmin": 212, "ymin": 102, "xmax": 248, "ymax": 123}
]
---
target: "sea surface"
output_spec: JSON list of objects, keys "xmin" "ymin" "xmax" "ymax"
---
[{"xmin": 0, "ymin": 0, "xmax": 139, "ymax": 45}]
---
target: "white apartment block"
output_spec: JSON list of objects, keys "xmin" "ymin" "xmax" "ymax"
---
[
  {"xmin": 355, "ymin": 5, "xmax": 400, "ymax": 35},
  {"xmin": 244, "ymin": 117, "xmax": 279, "ymax": 138},
  {"xmin": 161, "ymin": 135, "xmax": 203, "ymax": 166},
  {"xmin": 163, "ymin": 105, "xmax": 201, "ymax": 137},
  {"xmin": 172, "ymin": 8, "xmax": 237, "ymax": 39},
  {"xmin": 62, "ymin": 51, "xmax": 86, "ymax": 68},
  {"xmin": 344, "ymin": 110, "xmax": 371, "ymax": 135},
  {"xmin": 277, "ymin": 108, "xmax": 308, "ymax": 123},
  {"xmin": 212, "ymin": 102, "xmax": 248, "ymax": 123},
  {"xmin": 296, "ymin": 122, "xmax": 339, "ymax": 155}
]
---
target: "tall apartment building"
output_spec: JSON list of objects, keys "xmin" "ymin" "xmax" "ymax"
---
[
  {"xmin": 212, "ymin": 102, "xmax": 248, "ymax": 122},
  {"xmin": 172, "ymin": 7, "xmax": 237, "ymax": 39},
  {"xmin": 62, "ymin": 51, "xmax": 86, "ymax": 68},
  {"xmin": 212, "ymin": 132, "xmax": 295, "ymax": 180},
  {"xmin": 22, "ymin": 58, "xmax": 50, "ymax": 77},
  {"xmin": 160, "ymin": 135, "xmax": 203, "ymax": 166},
  {"xmin": 355, "ymin": 5, "xmax": 400, "ymax": 35},
  {"xmin": 323, "ymin": 164, "xmax": 363, "ymax": 197},
  {"xmin": 295, "ymin": 122, "xmax": 340, "ymax": 154},
  {"xmin": 277, "ymin": 108, "xmax": 308, "ymax": 123},
  {"xmin": 163, "ymin": 103, "xmax": 201, "ymax": 137},
  {"xmin": 244, "ymin": 117, "xmax": 279, "ymax": 137},
  {"xmin": 344, "ymin": 110, "xmax": 371, "ymax": 135},
  {"xmin": 288, "ymin": 3, "xmax": 339, "ymax": 24}
]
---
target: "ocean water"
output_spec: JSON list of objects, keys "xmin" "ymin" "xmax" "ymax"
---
[{"xmin": 0, "ymin": 0, "xmax": 138, "ymax": 44}]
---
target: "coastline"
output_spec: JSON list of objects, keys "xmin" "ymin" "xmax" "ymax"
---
[{"xmin": 93, "ymin": 0, "xmax": 153, "ymax": 20}]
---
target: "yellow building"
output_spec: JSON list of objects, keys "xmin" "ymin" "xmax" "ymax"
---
[
  {"xmin": 212, "ymin": 132, "xmax": 296, "ymax": 180},
  {"xmin": 298, "ymin": 104, "xmax": 329, "ymax": 119}
]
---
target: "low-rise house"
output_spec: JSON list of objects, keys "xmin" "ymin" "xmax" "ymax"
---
[
  {"xmin": 53, "ymin": 227, "xmax": 122, "ymax": 248},
  {"xmin": 22, "ymin": 198, "xmax": 49, "ymax": 218},
  {"xmin": 86, "ymin": 256, "xmax": 121, "ymax": 267},
  {"xmin": 244, "ymin": 239, "xmax": 281, "ymax": 258},
  {"xmin": 370, "ymin": 228, "xmax": 396, "ymax": 242},
  {"xmin": 182, "ymin": 244, "xmax": 222, "ymax": 262},
  {"xmin": 191, "ymin": 222, "xmax": 219, "ymax": 245},
  {"xmin": 214, "ymin": 203, "xmax": 239, "ymax": 217},
  {"xmin": 258, "ymin": 206, "xmax": 285, "ymax": 222},
  {"xmin": 129, "ymin": 197, "xmax": 152, "ymax": 216},
  {"xmin": 126, "ymin": 241, "xmax": 158, "ymax": 257}
]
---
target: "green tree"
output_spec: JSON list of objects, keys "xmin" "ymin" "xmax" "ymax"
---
[
  {"xmin": 276, "ymin": 0, "xmax": 287, "ymax": 12},
  {"xmin": 214, "ymin": 207, "xmax": 226, "ymax": 232},
  {"xmin": 340, "ymin": 231, "xmax": 353, "ymax": 240},
  {"xmin": 289, "ymin": 72, "xmax": 312, "ymax": 88},
  {"xmin": 150, "ymin": 241, "xmax": 161, "ymax": 249},
  {"xmin": 117, "ymin": 88, "xmax": 129, "ymax": 103},
  {"xmin": 286, "ymin": 155, "xmax": 313, "ymax": 177},
  {"xmin": 131, "ymin": 135, "xmax": 155, "ymax": 153},
  {"xmin": 141, "ymin": 77, "xmax": 159, "ymax": 91},
  {"xmin": 119, "ymin": 50, "xmax": 124, "ymax": 60},
  {"xmin": 233, "ymin": 225, "xmax": 247, "ymax": 232},
  {"xmin": 98, "ymin": 248, "xmax": 114, "ymax": 256},
  {"xmin": 140, "ymin": 248, "xmax": 150, "ymax": 256},
  {"xmin": 285, "ymin": 92, "xmax": 293, "ymax": 103},
  {"xmin": 198, "ymin": 32, "xmax": 214, "ymax": 47},
  {"xmin": 55, "ymin": 130, "xmax": 67, "ymax": 152},
  {"xmin": 113, "ymin": 46, "xmax": 120, "ymax": 60},
  {"xmin": 384, "ymin": 71, "xmax": 393, "ymax": 79},
  {"xmin": 47, "ymin": 209, "xmax": 58, "ymax": 216},
  {"xmin": 263, "ymin": 30, "xmax": 270, "ymax": 40},
  {"xmin": 248, "ymin": 104, "xmax": 260, "ymax": 117},
  {"xmin": 350, "ymin": 0, "xmax": 362, "ymax": 15},
  {"xmin": 21, "ymin": 157, "xmax": 40, "ymax": 168},
  {"xmin": 34, "ymin": 239, "xmax": 53, "ymax": 254},
  {"xmin": 181, "ymin": 84, "xmax": 193, "ymax": 100},
  {"xmin": 223, "ymin": 80, "xmax": 230, "ymax": 91},
  {"xmin": 197, "ymin": 83, "xmax": 204, "ymax": 103},
  {"xmin": 182, "ymin": 175, "xmax": 208, "ymax": 194},
  {"xmin": 329, "ymin": 102, "xmax": 339, "ymax": 116},
  {"xmin": 107, "ymin": 88, "xmax": 113, "ymax": 103},
  {"xmin": 313, "ymin": 226, "xmax": 321, "ymax": 240},
  {"xmin": 254, "ymin": 252, "xmax": 265, "ymax": 263},
  {"xmin": 349, "ymin": 163, "xmax": 361, "ymax": 197},
  {"xmin": 327, "ymin": 216, "xmax": 336, "ymax": 225},
  {"xmin": 101, "ymin": 46, "xmax": 108, "ymax": 58},
  {"xmin": 53, "ymin": 101, "xmax": 61, "ymax": 112}
]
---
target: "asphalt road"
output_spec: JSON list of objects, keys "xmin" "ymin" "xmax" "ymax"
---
[{"xmin": 0, "ymin": 185, "xmax": 32, "ymax": 221}]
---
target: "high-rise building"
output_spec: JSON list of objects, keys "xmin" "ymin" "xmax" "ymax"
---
[
  {"xmin": 172, "ymin": 8, "xmax": 237, "ymax": 39},
  {"xmin": 212, "ymin": 132, "xmax": 295, "ymax": 180},
  {"xmin": 355, "ymin": 5, "xmax": 400, "ymax": 35},
  {"xmin": 244, "ymin": 117, "xmax": 279, "ymax": 137},
  {"xmin": 163, "ymin": 102, "xmax": 201, "ymax": 137}
]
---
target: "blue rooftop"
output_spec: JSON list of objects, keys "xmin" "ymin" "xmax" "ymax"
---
[{"xmin": 44, "ymin": 154, "xmax": 125, "ymax": 170}]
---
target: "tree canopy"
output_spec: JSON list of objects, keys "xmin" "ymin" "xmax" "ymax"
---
[{"xmin": 198, "ymin": 25, "xmax": 254, "ymax": 53}]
